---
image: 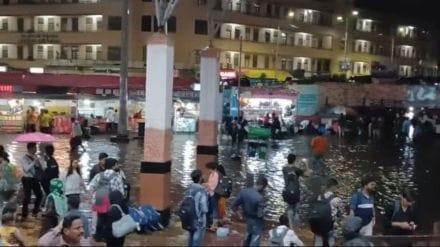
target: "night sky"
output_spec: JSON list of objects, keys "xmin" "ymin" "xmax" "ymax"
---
[{"xmin": 355, "ymin": 0, "xmax": 440, "ymax": 25}]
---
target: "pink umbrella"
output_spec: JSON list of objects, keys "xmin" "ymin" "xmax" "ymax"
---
[{"xmin": 14, "ymin": 132, "xmax": 56, "ymax": 143}]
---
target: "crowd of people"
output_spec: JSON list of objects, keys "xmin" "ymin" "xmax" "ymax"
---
[
  {"xmin": 336, "ymin": 109, "xmax": 440, "ymax": 142},
  {"xmin": 0, "ymin": 143, "xmax": 131, "ymax": 246},
  {"xmin": 0, "ymin": 107, "xmax": 424, "ymax": 247},
  {"xmin": 179, "ymin": 153, "xmax": 417, "ymax": 247}
]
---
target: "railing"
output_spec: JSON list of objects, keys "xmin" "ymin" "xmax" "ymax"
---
[{"xmin": 12, "ymin": 0, "xmax": 101, "ymax": 4}]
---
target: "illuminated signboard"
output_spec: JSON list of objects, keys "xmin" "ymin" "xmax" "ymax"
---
[
  {"xmin": 220, "ymin": 70, "xmax": 237, "ymax": 80},
  {"xmin": 0, "ymin": 85, "xmax": 13, "ymax": 93}
]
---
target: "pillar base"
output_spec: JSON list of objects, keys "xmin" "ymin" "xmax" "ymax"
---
[{"xmin": 110, "ymin": 135, "xmax": 130, "ymax": 143}]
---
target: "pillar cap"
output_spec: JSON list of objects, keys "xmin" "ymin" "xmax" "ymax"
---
[
  {"xmin": 201, "ymin": 46, "xmax": 220, "ymax": 58},
  {"xmin": 148, "ymin": 33, "xmax": 174, "ymax": 46}
]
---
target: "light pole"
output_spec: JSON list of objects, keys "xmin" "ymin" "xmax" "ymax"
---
[
  {"xmin": 337, "ymin": 10, "xmax": 358, "ymax": 80},
  {"xmin": 111, "ymin": 0, "xmax": 129, "ymax": 143}
]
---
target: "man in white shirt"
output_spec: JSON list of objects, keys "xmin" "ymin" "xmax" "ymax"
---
[
  {"xmin": 105, "ymin": 108, "xmax": 114, "ymax": 133},
  {"xmin": 20, "ymin": 142, "xmax": 44, "ymax": 220},
  {"xmin": 269, "ymin": 214, "xmax": 304, "ymax": 247}
]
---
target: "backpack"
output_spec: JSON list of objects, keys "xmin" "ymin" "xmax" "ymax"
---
[
  {"xmin": 215, "ymin": 175, "xmax": 233, "ymax": 198},
  {"xmin": 140, "ymin": 205, "xmax": 163, "ymax": 231},
  {"xmin": 282, "ymin": 171, "xmax": 300, "ymax": 205},
  {"xmin": 178, "ymin": 187, "xmax": 203, "ymax": 232},
  {"xmin": 309, "ymin": 194, "xmax": 336, "ymax": 235},
  {"xmin": 129, "ymin": 205, "xmax": 163, "ymax": 233},
  {"xmin": 93, "ymin": 172, "xmax": 117, "ymax": 213},
  {"xmin": 269, "ymin": 228, "xmax": 289, "ymax": 246}
]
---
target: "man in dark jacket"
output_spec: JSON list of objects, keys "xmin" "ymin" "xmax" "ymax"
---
[
  {"xmin": 232, "ymin": 176, "xmax": 268, "ymax": 247},
  {"xmin": 42, "ymin": 145, "xmax": 59, "ymax": 196},
  {"xmin": 88, "ymin": 153, "xmax": 108, "ymax": 182}
]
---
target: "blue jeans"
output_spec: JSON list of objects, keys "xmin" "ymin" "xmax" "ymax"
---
[
  {"xmin": 314, "ymin": 230, "xmax": 336, "ymax": 247},
  {"xmin": 207, "ymin": 194, "xmax": 219, "ymax": 227},
  {"xmin": 188, "ymin": 227, "xmax": 205, "ymax": 247},
  {"xmin": 244, "ymin": 218, "xmax": 264, "ymax": 247},
  {"xmin": 287, "ymin": 204, "xmax": 300, "ymax": 227}
]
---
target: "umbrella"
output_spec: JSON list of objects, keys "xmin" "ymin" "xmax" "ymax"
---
[{"xmin": 14, "ymin": 132, "xmax": 56, "ymax": 143}]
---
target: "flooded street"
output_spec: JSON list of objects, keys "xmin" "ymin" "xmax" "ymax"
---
[{"xmin": 1, "ymin": 133, "xmax": 440, "ymax": 234}]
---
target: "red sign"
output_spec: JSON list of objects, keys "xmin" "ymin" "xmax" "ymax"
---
[{"xmin": 0, "ymin": 85, "xmax": 13, "ymax": 93}]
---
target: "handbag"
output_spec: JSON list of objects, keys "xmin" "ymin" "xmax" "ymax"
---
[{"xmin": 111, "ymin": 204, "xmax": 138, "ymax": 238}]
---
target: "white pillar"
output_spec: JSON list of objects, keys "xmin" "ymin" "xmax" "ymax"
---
[
  {"xmin": 197, "ymin": 47, "xmax": 220, "ymax": 176},
  {"xmin": 140, "ymin": 33, "xmax": 174, "ymax": 226}
]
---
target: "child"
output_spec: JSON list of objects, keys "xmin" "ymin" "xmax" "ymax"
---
[
  {"xmin": 40, "ymin": 178, "xmax": 68, "ymax": 237},
  {"xmin": 0, "ymin": 203, "xmax": 26, "ymax": 246},
  {"xmin": 269, "ymin": 214, "xmax": 304, "ymax": 247}
]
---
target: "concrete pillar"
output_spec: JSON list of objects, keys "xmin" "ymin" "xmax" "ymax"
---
[
  {"xmin": 197, "ymin": 47, "xmax": 220, "ymax": 176},
  {"xmin": 140, "ymin": 33, "xmax": 174, "ymax": 226}
]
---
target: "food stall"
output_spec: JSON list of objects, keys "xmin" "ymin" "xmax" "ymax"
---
[{"xmin": 240, "ymin": 88, "xmax": 298, "ymax": 128}]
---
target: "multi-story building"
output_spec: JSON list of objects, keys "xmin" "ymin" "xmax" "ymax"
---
[{"xmin": 0, "ymin": 0, "xmax": 438, "ymax": 80}]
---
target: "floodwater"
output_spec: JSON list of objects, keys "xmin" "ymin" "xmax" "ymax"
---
[{"xmin": 1, "ymin": 133, "xmax": 440, "ymax": 234}]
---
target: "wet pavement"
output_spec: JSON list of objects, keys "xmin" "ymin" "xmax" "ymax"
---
[{"xmin": 2, "ymin": 132, "xmax": 440, "ymax": 236}]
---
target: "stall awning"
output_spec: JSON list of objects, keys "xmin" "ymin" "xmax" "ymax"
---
[
  {"xmin": 241, "ymin": 69, "xmax": 294, "ymax": 82},
  {"xmin": 0, "ymin": 72, "xmax": 196, "ymax": 91}
]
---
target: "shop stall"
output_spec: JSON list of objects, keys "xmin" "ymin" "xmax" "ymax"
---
[
  {"xmin": 0, "ymin": 99, "xmax": 25, "ymax": 133},
  {"xmin": 239, "ymin": 88, "xmax": 298, "ymax": 128}
]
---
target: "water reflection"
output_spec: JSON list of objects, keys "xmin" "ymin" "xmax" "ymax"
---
[{"xmin": 1, "ymin": 133, "xmax": 439, "ymax": 233}]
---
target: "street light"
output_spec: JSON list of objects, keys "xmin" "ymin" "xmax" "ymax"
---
[
  {"xmin": 340, "ymin": 10, "xmax": 360, "ymax": 80},
  {"xmin": 288, "ymin": 11, "xmax": 294, "ymax": 18}
]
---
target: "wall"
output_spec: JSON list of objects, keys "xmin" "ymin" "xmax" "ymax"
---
[{"xmin": 317, "ymin": 82, "xmax": 408, "ymax": 108}]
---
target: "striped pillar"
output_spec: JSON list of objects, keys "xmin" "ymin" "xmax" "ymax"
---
[
  {"xmin": 140, "ymin": 33, "xmax": 174, "ymax": 226},
  {"xmin": 197, "ymin": 47, "xmax": 220, "ymax": 177}
]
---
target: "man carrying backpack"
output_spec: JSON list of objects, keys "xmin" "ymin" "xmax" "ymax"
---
[
  {"xmin": 88, "ymin": 158, "xmax": 125, "ymax": 242},
  {"xmin": 232, "ymin": 176, "xmax": 268, "ymax": 247},
  {"xmin": 310, "ymin": 179, "xmax": 343, "ymax": 247},
  {"xmin": 179, "ymin": 169, "xmax": 208, "ymax": 247},
  {"xmin": 282, "ymin": 154, "xmax": 312, "ymax": 228},
  {"xmin": 269, "ymin": 214, "xmax": 304, "ymax": 247}
]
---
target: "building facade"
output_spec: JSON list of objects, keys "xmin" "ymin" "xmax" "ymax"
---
[{"xmin": 0, "ymin": 0, "xmax": 438, "ymax": 79}]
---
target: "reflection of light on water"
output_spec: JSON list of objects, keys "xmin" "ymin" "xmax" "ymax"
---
[
  {"xmin": 180, "ymin": 140, "xmax": 195, "ymax": 187},
  {"xmin": 80, "ymin": 153, "xmax": 91, "ymax": 180}
]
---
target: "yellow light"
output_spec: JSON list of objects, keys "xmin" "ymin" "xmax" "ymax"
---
[
  {"xmin": 337, "ymin": 16, "xmax": 343, "ymax": 21},
  {"xmin": 288, "ymin": 11, "xmax": 294, "ymax": 17},
  {"xmin": 352, "ymin": 10, "xmax": 359, "ymax": 16}
]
